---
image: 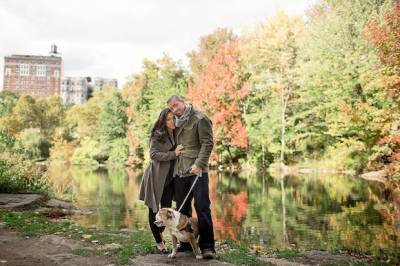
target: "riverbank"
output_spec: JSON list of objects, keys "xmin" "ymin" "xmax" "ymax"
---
[{"xmin": 0, "ymin": 194, "xmax": 395, "ymax": 266}]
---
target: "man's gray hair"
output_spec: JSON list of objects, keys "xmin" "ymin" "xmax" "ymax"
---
[{"xmin": 167, "ymin": 95, "xmax": 185, "ymax": 104}]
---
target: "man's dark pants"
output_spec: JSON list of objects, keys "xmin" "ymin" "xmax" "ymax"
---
[{"xmin": 174, "ymin": 172, "xmax": 215, "ymax": 250}]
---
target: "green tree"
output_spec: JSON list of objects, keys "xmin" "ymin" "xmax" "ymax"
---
[
  {"xmin": 295, "ymin": 0, "xmax": 393, "ymax": 169},
  {"xmin": 65, "ymin": 87, "xmax": 117, "ymax": 140},
  {"xmin": 108, "ymin": 138, "xmax": 129, "ymax": 164},
  {"xmin": 15, "ymin": 128, "xmax": 50, "ymax": 159},
  {"xmin": 98, "ymin": 91, "xmax": 128, "ymax": 141},
  {"xmin": 123, "ymin": 54, "xmax": 188, "ymax": 162},
  {"xmin": 241, "ymin": 11, "xmax": 305, "ymax": 166},
  {"xmin": 37, "ymin": 96, "xmax": 65, "ymax": 139},
  {"xmin": 0, "ymin": 91, "xmax": 19, "ymax": 117}
]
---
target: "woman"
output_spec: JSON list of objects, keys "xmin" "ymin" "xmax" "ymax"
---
[{"xmin": 139, "ymin": 108, "xmax": 183, "ymax": 253}]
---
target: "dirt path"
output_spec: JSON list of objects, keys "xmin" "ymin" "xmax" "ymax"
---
[
  {"xmin": 131, "ymin": 253, "xmax": 234, "ymax": 266},
  {"xmin": 0, "ymin": 228, "xmax": 113, "ymax": 266},
  {"xmin": 0, "ymin": 227, "xmax": 235, "ymax": 266}
]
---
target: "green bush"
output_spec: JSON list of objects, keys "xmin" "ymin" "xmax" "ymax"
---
[
  {"xmin": 0, "ymin": 153, "xmax": 49, "ymax": 194},
  {"xmin": 0, "ymin": 128, "xmax": 16, "ymax": 151},
  {"xmin": 71, "ymin": 138, "xmax": 108, "ymax": 166},
  {"xmin": 108, "ymin": 138, "xmax": 129, "ymax": 164},
  {"xmin": 14, "ymin": 128, "xmax": 50, "ymax": 159}
]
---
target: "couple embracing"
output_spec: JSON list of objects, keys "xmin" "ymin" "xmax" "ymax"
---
[{"xmin": 139, "ymin": 95, "xmax": 216, "ymax": 259}]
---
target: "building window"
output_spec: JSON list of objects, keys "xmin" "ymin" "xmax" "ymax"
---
[
  {"xmin": 54, "ymin": 70, "xmax": 59, "ymax": 78},
  {"xmin": 5, "ymin": 68, "xmax": 12, "ymax": 76},
  {"xmin": 36, "ymin": 65, "xmax": 46, "ymax": 76},
  {"xmin": 20, "ymin": 64, "xmax": 30, "ymax": 76}
]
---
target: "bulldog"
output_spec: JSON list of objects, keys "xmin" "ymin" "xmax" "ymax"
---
[{"xmin": 154, "ymin": 208, "xmax": 202, "ymax": 259}]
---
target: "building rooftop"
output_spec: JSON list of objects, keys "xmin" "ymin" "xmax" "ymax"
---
[{"xmin": 5, "ymin": 54, "xmax": 61, "ymax": 61}]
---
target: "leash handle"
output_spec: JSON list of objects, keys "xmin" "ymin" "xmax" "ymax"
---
[{"xmin": 177, "ymin": 172, "xmax": 202, "ymax": 213}]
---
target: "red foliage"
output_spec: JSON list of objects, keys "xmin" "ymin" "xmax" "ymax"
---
[
  {"xmin": 365, "ymin": 2, "xmax": 400, "ymax": 67},
  {"xmin": 188, "ymin": 41, "xmax": 250, "ymax": 150},
  {"xmin": 208, "ymin": 172, "xmax": 249, "ymax": 241},
  {"xmin": 230, "ymin": 192, "xmax": 248, "ymax": 222},
  {"xmin": 212, "ymin": 192, "xmax": 249, "ymax": 240}
]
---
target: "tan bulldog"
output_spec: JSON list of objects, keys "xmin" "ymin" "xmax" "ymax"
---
[{"xmin": 154, "ymin": 208, "xmax": 202, "ymax": 259}]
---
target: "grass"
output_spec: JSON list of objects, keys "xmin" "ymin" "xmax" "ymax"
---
[
  {"xmin": 275, "ymin": 249, "xmax": 302, "ymax": 259},
  {"xmin": 1, "ymin": 210, "xmax": 397, "ymax": 265},
  {"xmin": 216, "ymin": 240, "xmax": 275, "ymax": 266},
  {"xmin": 0, "ymin": 210, "xmax": 155, "ymax": 265},
  {"xmin": 0, "ymin": 209, "xmax": 277, "ymax": 265}
]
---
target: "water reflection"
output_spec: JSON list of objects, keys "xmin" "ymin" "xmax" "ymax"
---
[{"xmin": 47, "ymin": 163, "xmax": 399, "ymax": 258}]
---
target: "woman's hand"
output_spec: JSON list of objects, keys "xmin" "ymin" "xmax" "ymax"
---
[{"xmin": 175, "ymin": 144, "xmax": 184, "ymax": 156}]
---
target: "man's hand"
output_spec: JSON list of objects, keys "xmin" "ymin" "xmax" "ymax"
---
[
  {"xmin": 190, "ymin": 164, "xmax": 202, "ymax": 175},
  {"xmin": 175, "ymin": 144, "xmax": 184, "ymax": 156}
]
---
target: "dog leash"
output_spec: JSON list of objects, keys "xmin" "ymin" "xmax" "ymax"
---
[{"xmin": 177, "ymin": 171, "xmax": 202, "ymax": 213}]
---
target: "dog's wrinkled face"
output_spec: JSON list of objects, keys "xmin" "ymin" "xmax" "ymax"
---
[{"xmin": 154, "ymin": 208, "xmax": 175, "ymax": 227}]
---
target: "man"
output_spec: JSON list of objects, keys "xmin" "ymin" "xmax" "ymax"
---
[{"xmin": 167, "ymin": 95, "xmax": 216, "ymax": 259}]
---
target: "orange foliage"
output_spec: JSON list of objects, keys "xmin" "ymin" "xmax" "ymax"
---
[
  {"xmin": 209, "ymin": 172, "xmax": 249, "ymax": 241},
  {"xmin": 365, "ymin": 2, "xmax": 400, "ymax": 102},
  {"xmin": 188, "ymin": 41, "xmax": 250, "ymax": 151},
  {"xmin": 365, "ymin": 2, "xmax": 400, "ymax": 67}
]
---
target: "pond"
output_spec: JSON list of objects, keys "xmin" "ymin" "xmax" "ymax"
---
[{"xmin": 47, "ymin": 164, "xmax": 399, "ymax": 258}]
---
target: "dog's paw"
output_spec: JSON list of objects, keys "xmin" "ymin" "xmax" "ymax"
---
[
  {"xmin": 168, "ymin": 253, "xmax": 176, "ymax": 259},
  {"xmin": 196, "ymin": 255, "xmax": 203, "ymax": 260}
]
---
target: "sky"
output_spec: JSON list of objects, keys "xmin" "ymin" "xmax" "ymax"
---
[{"xmin": 0, "ymin": 0, "xmax": 316, "ymax": 88}]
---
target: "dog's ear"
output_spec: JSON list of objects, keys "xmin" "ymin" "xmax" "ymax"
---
[{"xmin": 167, "ymin": 209, "xmax": 175, "ymax": 219}]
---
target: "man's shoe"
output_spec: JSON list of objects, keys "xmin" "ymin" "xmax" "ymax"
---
[{"xmin": 201, "ymin": 248, "xmax": 216, "ymax": 259}]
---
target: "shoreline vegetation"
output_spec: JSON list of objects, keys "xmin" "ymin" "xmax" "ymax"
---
[{"xmin": 0, "ymin": 1, "xmax": 399, "ymax": 190}]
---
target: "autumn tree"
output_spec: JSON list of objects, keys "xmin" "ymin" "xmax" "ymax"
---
[
  {"xmin": 188, "ymin": 41, "xmax": 250, "ymax": 166},
  {"xmin": 187, "ymin": 28, "xmax": 237, "ymax": 81},
  {"xmin": 364, "ymin": 2, "xmax": 400, "ymax": 177},
  {"xmin": 292, "ymin": 0, "xmax": 393, "ymax": 169}
]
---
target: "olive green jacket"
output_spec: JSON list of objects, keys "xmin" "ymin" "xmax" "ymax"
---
[{"xmin": 174, "ymin": 106, "xmax": 213, "ymax": 177}]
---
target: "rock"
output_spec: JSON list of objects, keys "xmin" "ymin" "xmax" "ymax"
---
[
  {"xmin": 81, "ymin": 234, "xmax": 92, "ymax": 239},
  {"xmin": 39, "ymin": 235, "xmax": 83, "ymax": 250},
  {"xmin": 0, "ymin": 194, "xmax": 43, "ymax": 209},
  {"xmin": 259, "ymin": 257, "xmax": 306, "ymax": 266},
  {"xmin": 296, "ymin": 250, "xmax": 361, "ymax": 265},
  {"xmin": 120, "ymin": 228, "xmax": 133, "ymax": 233},
  {"xmin": 98, "ymin": 243, "xmax": 123, "ymax": 250},
  {"xmin": 34, "ymin": 207, "xmax": 52, "ymax": 214},
  {"xmin": 360, "ymin": 170, "xmax": 387, "ymax": 183},
  {"xmin": 0, "ymin": 223, "xmax": 6, "ymax": 229},
  {"xmin": 72, "ymin": 206, "xmax": 96, "ymax": 215},
  {"xmin": 46, "ymin": 253, "xmax": 75, "ymax": 264},
  {"xmin": 45, "ymin": 199, "xmax": 74, "ymax": 209}
]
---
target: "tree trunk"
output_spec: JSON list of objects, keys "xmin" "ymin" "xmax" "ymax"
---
[
  {"xmin": 280, "ymin": 83, "xmax": 292, "ymax": 170},
  {"xmin": 280, "ymin": 86, "xmax": 286, "ymax": 169}
]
